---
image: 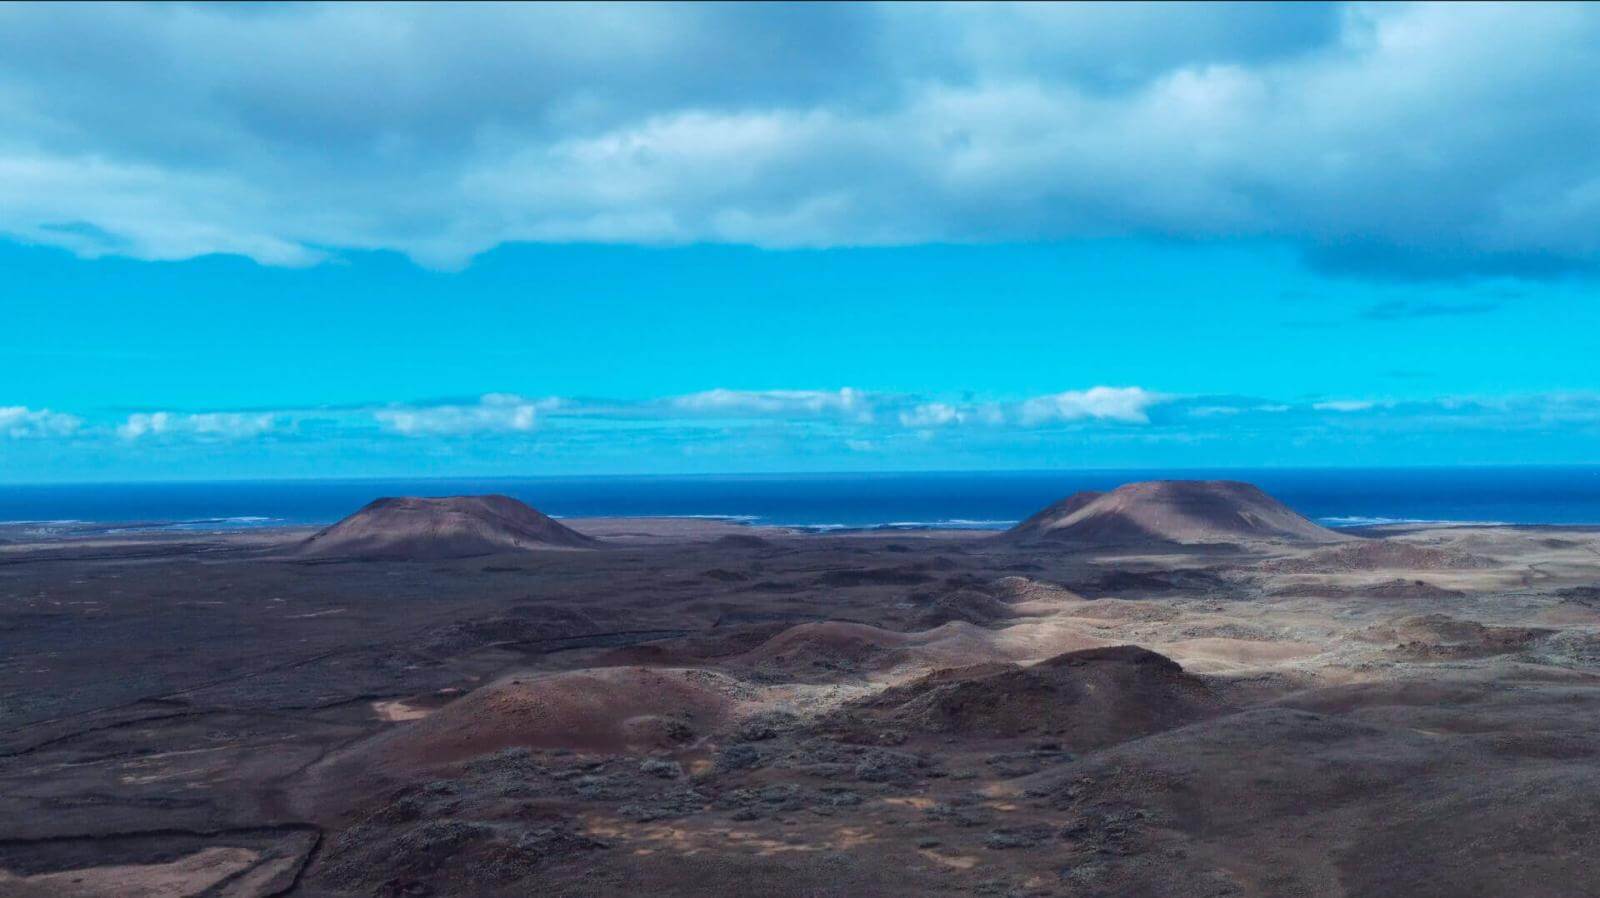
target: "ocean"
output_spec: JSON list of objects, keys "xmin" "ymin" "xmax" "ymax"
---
[{"xmin": 4, "ymin": 467, "xmax": 1600, "ymax": 533}]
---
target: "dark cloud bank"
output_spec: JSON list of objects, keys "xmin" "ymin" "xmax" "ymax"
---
[{"xmin": 1, "ymin": 2, "xmax": 1598, "ymax": 279}]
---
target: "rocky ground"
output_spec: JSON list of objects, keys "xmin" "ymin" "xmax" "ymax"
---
[{"xmin": 4, "ymin": 515, "xmax": 1600, "ymax": 896}]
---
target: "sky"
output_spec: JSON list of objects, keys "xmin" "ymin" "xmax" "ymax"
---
[{"xmin": 3, "ymin": 1, "xmax": 1600, "ymax": 482}]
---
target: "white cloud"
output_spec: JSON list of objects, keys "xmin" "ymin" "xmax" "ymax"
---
[
  {"xmin": 1313, "ymin": 400, "xmax": 1378, "ymax": 413},
  {"xmin": 117, "ymin": 412, "xmax": 171, "ymax": 439},
  {"xmin": 18, "ymin": 388, "xmax": 1600, "ymax": 471},
  {"xmin": 1018, "ymin": 386, "xmax": 1165, "ymax": 425},
  {"xmin": 0, "ymin": 405, "xmax": 81, "ymax": 438},
  {"xmin": 187, "ymin": 412, "xmax": 278, "ymax": 438},
  {"xmin": 670, "ymin": 388, "xmax": 872, "ymax": 421},
  {"xmin": 898, "ymin": 402, "xmax": 962, "ymax": 428},
  {"xmin": 374, "ymin": 393, "xmax": 557, "ymax": 436},
  {"xmin": 0, "ymin": 4, "xmax": 1597, "ymax": 275},
  {"xmin": 117, "ymin": 411, "xmax": 276, "ymax": 440},
  {"xmin": 1189, "ymin": 402, "xmax": 1294, "ymax": 417}
]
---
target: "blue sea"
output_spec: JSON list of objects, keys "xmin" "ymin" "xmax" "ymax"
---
[{"xmin": 4, "ymin": 467, "xmax": 1600, "ymax": 533}]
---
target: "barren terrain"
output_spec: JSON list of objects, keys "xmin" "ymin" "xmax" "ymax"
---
[{"xmin": 4, "ymin": 490, "xmax": 1600, "ymax": 896}]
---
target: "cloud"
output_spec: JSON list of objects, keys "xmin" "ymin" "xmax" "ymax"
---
[
  {"xmin": 374, "ymin": 393, "xmax": 557, "ymax": 436},
  {"xmin": 17, "ymin": 387, "xmax": 1600, "ymax": 482},
  {"xmin": 116, "ymin": 412, "xmax": 169, "ymax": 439},
  {"xmin": 669, "ymin": 388, "xmax": 872, "ymax": 420},
  {"xmin": 117, "ymin": 411, "xmax": 276, "ymax": 440},
  {"xmin": 898, "ymin": 402, "xmax": 962, "ymax": 428},
  {"xmin": 1018, "ymin": 387, "xmax": 1165, "ymax": 425},
  {"xmin": 0, "ymin": 405, "xmax": 81, "ymax": 438},
  {"xmin": 1312, "ymin": 400, "xmax": 1378, "ymax": 413},
  {"xmin": 0, "ymin": 4, "xmax": 1599, "ymax": 277}
]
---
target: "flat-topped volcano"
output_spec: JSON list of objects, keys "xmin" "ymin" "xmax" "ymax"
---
[
  {"xmin": 299, "ymin": 495, "xmax": 598, "ymax": 560},
  {"xmin": 1008, "ymin": 480, "xmax": 1344, "ymax": 545}
]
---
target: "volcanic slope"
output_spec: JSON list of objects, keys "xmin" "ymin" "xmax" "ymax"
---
[
  {"xmin": 1007, "ymin": 479, "xmax": 1346, "ymax": 545},
  {"xmin": 298, "ymin": 494, "xmax": 598, "ymax": 560},
  {"xmin": 834, "ymin": 645, "xmax": 1224, "ymax": 745}
]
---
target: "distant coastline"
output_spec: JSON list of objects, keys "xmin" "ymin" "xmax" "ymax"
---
[{"xmin": 4, "ymin": 466, "xmax": 1600, "ymax": 533}]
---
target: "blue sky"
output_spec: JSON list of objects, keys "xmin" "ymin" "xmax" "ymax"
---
[{"xmin": 3, "ymin": 2, "xmax": 1600, "ymax": 481}]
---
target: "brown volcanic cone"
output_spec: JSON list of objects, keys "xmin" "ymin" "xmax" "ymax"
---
[
  {"xmin": 835, "ymin": 645, "xmax": 1222, "ymax": 748},
  {"xmin": 299, "ymin": 494, "xmax": 597, "ymax": 560},
  {"xmin": 1008, "ymin": 480, "xmax": 1345, "ymax": 545},
  {"xmin": 340, "ymin": 667, "xmax": 742, "ymax": 767}
]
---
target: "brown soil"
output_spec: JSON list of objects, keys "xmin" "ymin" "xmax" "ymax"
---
[
  {"xmin": 1264, "ymin": 539, "xmax": 1496, "ymax": 573},
  {"xmin": 1271, "ymin": 577, "xmax": 1467, "ymax": 599}
]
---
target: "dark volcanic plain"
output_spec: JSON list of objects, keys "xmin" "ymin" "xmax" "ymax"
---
[{"xmin": 4, "ymin": 485, "xmax": 1600, "ymax": 897}]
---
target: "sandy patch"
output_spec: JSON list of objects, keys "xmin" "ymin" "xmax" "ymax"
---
[
  {"xmin": 1155, "ymin": 637, "xmax": 1324, "ymax": 673},
  {"xmin": 372, "ymin": 698, "xmax": 432, "ymax": 721},
  {"xmin": 0, "ymin": 847, "xmax": 260, "ymax": 898}
]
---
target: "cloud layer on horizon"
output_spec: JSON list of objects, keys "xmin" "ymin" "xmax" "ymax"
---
[
  {"xmin": 7, "ymin": 385, "xmax": 1600, "ymax": 480},
  {"xmin": 3, "ymin": 2, "xmax": 1600, "ymax": 277},
  {"xmin": 6, "ymin": 384, "xmax": 1599, "ymax": 449}
]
